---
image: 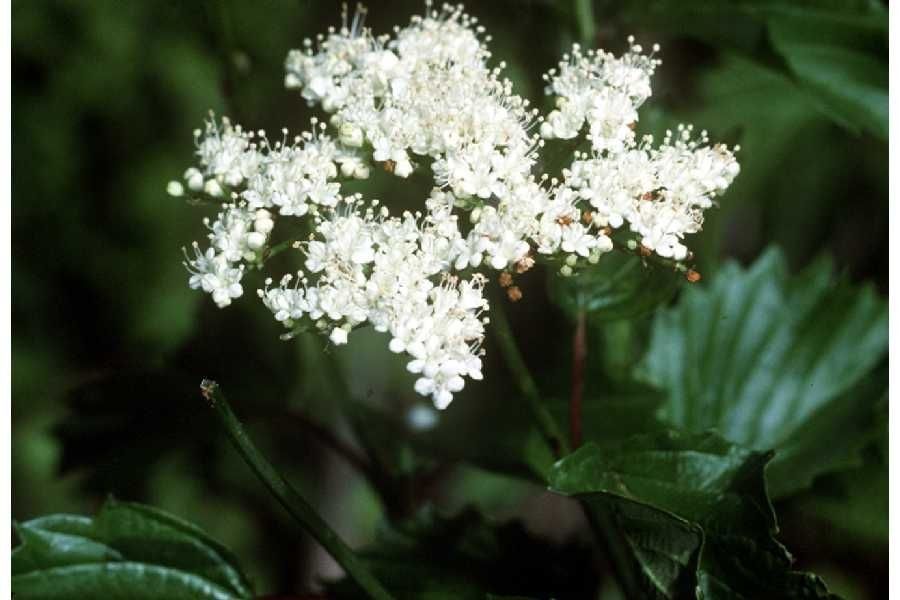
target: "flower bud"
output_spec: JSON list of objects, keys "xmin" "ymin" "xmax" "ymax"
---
[
  {"xmin": 204, "ymin": 179, "xmax": 223, "ymax": 197},
  {"xmin": 185, "ymin": 168, "xmax": 204, "ymax": 191},
  {"xmin": 339, "ymin": 123, "xmax": 364, "ymax": 147},
  {"xmin": 394, "ymin": 157, "xmax": 413, "ymax": 178},
  {"xmin": 329, "ymin": 327, "xmax": 348, "ymax": 345},
  {"xmin": 246, "ymin": 232, "xmax": 266, "ymax": 250},
  {"xmin": 166, "ymin": 181, "xmax": 184, "ymax": 197}
]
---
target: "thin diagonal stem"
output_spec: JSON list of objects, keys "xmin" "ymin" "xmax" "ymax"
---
[
  {"xmin": 489, "ymin": 295, "xmax": 569, "ymax": 457},
  {"xmin": 201, "ymin": 380, "xmax": 394, "ymax": 600}
]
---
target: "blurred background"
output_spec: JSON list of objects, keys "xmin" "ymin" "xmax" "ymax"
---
[{"xmin": 12, "ymin": 0, "xmax": 887, "ymax": 598}]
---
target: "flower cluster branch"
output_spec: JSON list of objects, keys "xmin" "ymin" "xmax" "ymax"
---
[{"xmin": 171, "ymin": 3, "xmax": 739, "ymax": 409}]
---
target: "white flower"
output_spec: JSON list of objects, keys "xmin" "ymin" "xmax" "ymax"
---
[
  {"xmin": 330, "ymin": 327, "xmax": 349, "ymax": 345},
  {"xmin": 489, "ymin": 231, "xmax": 530, "ymax": 270},
  {"xmin": 167, "ymin": 181, "xmax": 184, "ymax": 197},
  {"xmin": 560, "ymin": 223, "xmax": 597, "ymax": 257},
  {"xmin": 542, "ymin": 39, "xmax": 659, "ymax": 152},
  {"xmin": 183, "ymin": 243, "xmax": 244, "ymax": 308},
  {"xmin": 176, "ymin": 3, "xmax": 739, "ymax": 408},
  {"xmin": 195, "ymin": 117, "xmax": 261, "ymax": 187}
]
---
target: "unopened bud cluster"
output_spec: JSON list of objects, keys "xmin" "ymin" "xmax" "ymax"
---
[{"xmin": 172, "ymin": 3, "xmax": 739, "ymax": 408}]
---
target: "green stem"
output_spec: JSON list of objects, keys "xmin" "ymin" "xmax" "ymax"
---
[
  {"xmin": 489, "ymin": 294, "xmax": 569, "ymax": 457},
  {"xmin": 205, "ymin": 0, "xmax": 244, "ymax": 121},
  {"xmin": 574, "ymin": 0, "xmax": 596, "ymax": 46},
  {"xmin": 262, "ymin": 239, "xmax": 295, "ymax": 262},
  {"xmin": 201, "ymin": 380, "xmax": 394, "ymax": 600},
  {"xmin": 569, "ymin": 311, "xmax": 587, "ymax": 449}
]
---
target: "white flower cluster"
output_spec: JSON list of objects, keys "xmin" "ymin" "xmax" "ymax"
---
[
  {"xmin": 541, "ymin": 40, "xmax": 740, "ymax": 260},
  {"xmin": 172, "ymin": 3, "xmax": 739, "ymax": 408},
  {"xmin": 259, "ymin": 195, "xmax": 487, "ymax": 408},
  {"xmin": 182, "ymin": 203, "xmax": 272, "ymax": 308},
  {"xmin": 563, "ymin": 125, "xmax": 741, "ymax": 260},
  {"xmin": 541, "ymin": 40, "xmax": 657, "ymax": 153}
]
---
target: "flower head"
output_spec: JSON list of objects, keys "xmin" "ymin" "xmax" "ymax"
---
[{"xmin": 174, "ymin": 3, "xmax": 738, "ymax": 408}]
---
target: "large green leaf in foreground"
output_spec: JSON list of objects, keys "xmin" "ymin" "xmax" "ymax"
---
[
  {"xmin": 550, "ymin": 432, "xmax": 836, "ymax": 600},
  {"xmin": 637, "ymin": 248, "xmax": 887, "ymax": 497},
  {"xmin": 12, "ymin": 499, "xmax": 253, "ymax": 599}
]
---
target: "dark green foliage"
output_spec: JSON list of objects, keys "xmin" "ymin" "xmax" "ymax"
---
[
  {"xmin": 329, "ymin": 507, "xmax": 598, "ymax": 600},
  {"xmin": 606, "ymin": 0, "xmax": 887, "ymax": 139},
  {"xmin": 638, "ymin": 249, "xmax": 888, "ymax": 497},
  {"xmin": 13, "ymin": 499, "xmax": 254, "ymax": 599},
  {"xmin": 548, "ymin": 251, "xmax": 683, "ymax": 322},
  {"xmin": 551, "ymin": 432, "xmax": 837, "ymax": 599},
  {"xmin": 12, "ymin": 0, "xmax": 887, "ymax": 598}
]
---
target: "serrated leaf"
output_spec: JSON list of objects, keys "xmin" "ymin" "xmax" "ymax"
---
[
  {"xmin": 12, "ymin": 499, "xmax": 253, "ymax": 599},
  {"xmin": 548, "ymin": 252, "xmax": 682, "ymax": 322},
  {"xmin": 12, "ymin": 521, "xmax": 122, "ymax": 575},
  {"xmin": 637, "ymin": 248, "xmax": 887, "ymax": 498},
  {"xmin": 767, "ymin": 26, "xmax": 887, "ymax": 139},
  {"xmin": 12, "ymin": 564, "xmax": 243, "ymax": 600},
  {"xmin": 550, "ymin": 431, "xmax": 837, "ymax": 599},
  {"xmin": 607, "ymin": 0, "xmax": 887, "ymax": 138},
  {"xmin": 575, "ymin": 493, "xmax": 703, "ymax": 600},
  {"xmin": 760, "ymin": 3, "xmax": 887, "ymax": 139}
]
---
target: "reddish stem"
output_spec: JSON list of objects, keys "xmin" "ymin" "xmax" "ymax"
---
[{"xmin": 570, "ymin": 311, "xmax": 587, "ymax": 449}]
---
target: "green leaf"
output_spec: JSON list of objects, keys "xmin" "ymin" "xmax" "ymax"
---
[
  {"xmin": 637, "ymin": 248, "xmax": 887, "ymax": 497},
  {"xmin": 548, "ymin": 252, "xmax": 682, "ymax": 322},
  {"xmin": 607, "ymin": 0, "xmax": 887, "ymax": 138},
  {"xmin": 550, "ymin": 431, "xmax": 837, "ymax": 599},
  {"xmin": 578, "ymin": 493, "xmax": 703, "ymax": 599},
  {"xmin": 766, "ymin": 15, "xmax": 887, "ymax": 139},
  {"xmin": 12, "ymin": 499, "xmax": 253, "ymax": 599}
]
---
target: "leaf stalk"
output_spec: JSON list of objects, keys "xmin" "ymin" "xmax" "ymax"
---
[{"xmin": 201, "ymin": 380, "xmax": 395, "ymax": 600}]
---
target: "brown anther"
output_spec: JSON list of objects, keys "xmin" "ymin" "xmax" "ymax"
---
[
  {"xmin": 600, "ymin": 226, "xmax": 612, "ymax": 236},
  {"xmin": 639, "ymin": 245, "xmax": 652, "ymax": 257},
  {"xmin": 498, "ymin": 272, "xmax": 513, "ymax": 288},
  {"xmin": 686, "ymin": 269, "xmax": 702, "ymax": 283},
  {"xmin": 507, "ymin": 286, "xmax": 523, "ymax": 302},
  {"xmin": 582, "ymin": 211, "xmax": 593, "ymax": 224},
  {"xmin": 627, "ymin": 122, "xmax": 636, "ymax": 130},
  {"xmin": 382, "ymin": 159, "xmax": 396, "ymax": 174},
  {"xmin": 556, "ymin": 215, "xmax": 574, "ymax": 226},
  {"xmin": 641, "ymin": 191, "xmax": 657, "ymax": 201},
  {"xmin": 515, "ymin": 256, "xmax": 535, "ymax": 274}
]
